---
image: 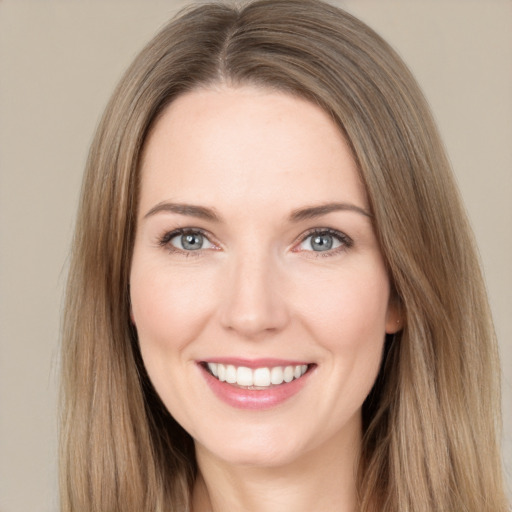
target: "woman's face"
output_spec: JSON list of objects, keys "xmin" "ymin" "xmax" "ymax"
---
[{"xmin": 130, "ymin": 86, "xmax": 401, "ymax": 468}]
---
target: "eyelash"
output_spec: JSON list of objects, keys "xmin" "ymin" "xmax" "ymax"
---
[
  {"xmin": 157, "ymin": 227, "xmax": 353, "ymax": 257},
  {"xmin": 293, "ymin": 228, "xmax": 353, "ymax": 257},
  {"xmin": 157, "ymin": 227, "xmax": 216, "ymax": 257}
]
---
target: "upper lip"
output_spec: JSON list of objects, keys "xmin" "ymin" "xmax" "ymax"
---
[{"xmin": 199, "ymin": 357, "xmax": 312, "ymax": 369}]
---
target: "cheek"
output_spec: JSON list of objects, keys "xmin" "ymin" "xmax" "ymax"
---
[
  {"xmin": 129, "ymin": 261, "xmax": 218, "ymax": 424},
  {"xmin": 129, "ymin": 261, "xmax": 219, "ymax": 397},
  {"xmin": 131, "ymin": 262, "xmax": 214, "ymax": 343},
  {"xmin": 293, "ymin": 262, "xmax": 390, "ymax": 410},
  {"xmin": 294, "ymin": 263, "xmax": 391, "ymax": 351}
]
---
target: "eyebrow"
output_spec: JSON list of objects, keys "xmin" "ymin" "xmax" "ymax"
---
[
  {"xmin": 143, "ymin": 202, "xmax": 220, "ymax": 222},
  {"xmin": 143, "ymin": 201, "xmax": 371, "ymax": 223},
  {"xmin": 289, "ymin": 202, "xmax": 372, "ymax": 222}
]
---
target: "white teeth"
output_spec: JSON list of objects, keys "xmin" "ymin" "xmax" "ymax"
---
[
  {"xmin": 283, "ymin": 366, "xmax": 294, "ymax": 383},
  {"xmin": 270, "ymin": 366, "xmax": 284, "ymax": 385},
  {"xmin": 206, "ymin": 363, "xmax": 309, "ymax": 387},
  {"xmin": 237, "ymin": 366, "xmax": 253, "ymax": 386},
  {"xmin": 207, "ymin": 362, "xmax": 218, "ymax": 377},
  {"xmin": 253, "ymin": 367, "xmax": 270, "ymax": 387},
  {"xmin": 226, "ymin": 365, "xmax": 237, "ymax": 384}
]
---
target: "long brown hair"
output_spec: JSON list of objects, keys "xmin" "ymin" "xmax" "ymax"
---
[{"xmin": 60, "ymin": 1, "xmax": 508, "ymax": 510}]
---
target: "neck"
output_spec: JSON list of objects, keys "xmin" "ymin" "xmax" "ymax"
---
[{"xmin": 192, "ymin": 420, "xmax": 361, "ymax": 512}]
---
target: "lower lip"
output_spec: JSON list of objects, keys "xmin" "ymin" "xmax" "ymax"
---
[{"xmin": 199, "ymin": 364, "xmax": 314, "ymax": 410}]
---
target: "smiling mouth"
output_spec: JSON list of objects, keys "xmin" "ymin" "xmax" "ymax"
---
[{"xmin": 202, "ymin": 362, "xmax": 313, "ymax": 389}]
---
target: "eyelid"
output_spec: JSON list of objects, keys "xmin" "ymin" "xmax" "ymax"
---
[
  {"xmin": 157, "ymin": 226, "xmax": 352, "ymax": 256},
  {"xmin": 158, "ymin": 227, "xmax": 220, "ymax": 254},
  {"xmin": 291, "ymin": 227, "xmax": 353, "ymax": 254}
]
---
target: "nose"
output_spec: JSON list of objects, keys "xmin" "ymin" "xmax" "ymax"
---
[{"xmin": 219, "ymin": 251, "xmax": 290, "ymax": 339}]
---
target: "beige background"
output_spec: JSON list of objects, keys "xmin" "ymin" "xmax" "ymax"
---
[{"xmin": 0, "ymin": 1, "xmax": 510, "ymax": 510}]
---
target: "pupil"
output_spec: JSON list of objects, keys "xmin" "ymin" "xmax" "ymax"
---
[
  {"xmin": 312, "ymin": 234, "xmax": 332, "ymax": 251},
  {"xmin": 182, "ymin": 233, "xmax": 203, "ymax": 250}
]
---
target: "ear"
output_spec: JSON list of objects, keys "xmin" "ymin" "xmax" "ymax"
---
[{"xmin": 385, "ymin": 296, "xmax": 403, "ymax": 334}]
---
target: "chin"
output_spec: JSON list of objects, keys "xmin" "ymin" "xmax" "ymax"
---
[{"xmin": 195, "ymin": 424, "xmax": 311, "ymax": 469}]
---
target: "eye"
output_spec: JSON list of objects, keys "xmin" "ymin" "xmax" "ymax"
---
[
  {"xmin": 160, "ymin": 229, "xmax": 216, "ymax": 252},
  {"xmin": 296, "ymin": 229, "xmax": 352, "ymax": 254}
]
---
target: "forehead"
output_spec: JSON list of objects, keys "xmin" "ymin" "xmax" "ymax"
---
[{"xmin": 139, "ymin": 86, "xmax": 367, "ymax": 217}]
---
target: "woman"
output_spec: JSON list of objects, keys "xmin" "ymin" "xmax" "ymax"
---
[{"xmin": 60, "ymin": 1, "xmax": 509, "ymax": 510}]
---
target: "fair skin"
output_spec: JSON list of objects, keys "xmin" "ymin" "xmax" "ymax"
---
[{"xmin": 130, "ymin": 85, "xmax": 401, "ymax": 512}]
